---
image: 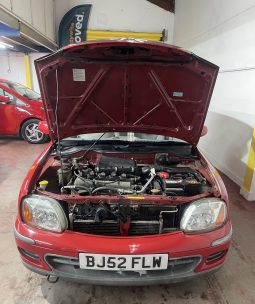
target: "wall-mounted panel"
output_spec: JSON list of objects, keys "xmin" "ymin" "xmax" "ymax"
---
[
  {"xmin": 45, "ymin": 0, "xmax": 55, "ymax": 41},
  {"xmin": 31, "ymin": 0, "xmax": 45, "ymax": 34},
  {"xmin": 12, "ymin": 0, "xmax": 32, "ymax": 24},
  {"xmin": 0, "ymin": 0, "xmax": 11, "ymax": 10}
]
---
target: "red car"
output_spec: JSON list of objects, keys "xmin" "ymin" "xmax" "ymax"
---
[
  {"xmin": 14, "ymin": 40, "xmax": 232, "ymax": 285},
  {"xmin": 0, "ymin": 79, "xmax": 48, "ymax": 144}
]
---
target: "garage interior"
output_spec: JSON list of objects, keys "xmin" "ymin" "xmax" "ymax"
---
[{"xmin": 0, "ymin": 0, "xmax": 255, "ymax": 303}]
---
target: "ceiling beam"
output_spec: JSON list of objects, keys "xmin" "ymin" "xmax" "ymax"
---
[
  {"xmin": 1, "ymin": 36, "xmax": 46, "ymax": 52},
  {"xmin": 146, "ymin": 0, "xmax": 175, "ymax": 13},
  {"xmin": 0, "ymin": 5, "xmax": 58, "ymax": 51}
]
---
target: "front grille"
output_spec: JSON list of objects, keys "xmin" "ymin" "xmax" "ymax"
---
[
  {"xmin": 73, "ymin": 220, "xmax": 120, "ymax": 236},
  {"xmin": 129, "ymin": 221, "xmax": 160, "ymax": 235},
  {"xmin": 72, "ymin": 219, "xmax": 178, "ymax": 236},
  {"xmin": 18, "ymin": 247, "xmax": 40, "ymax": 260},
  {"xmin": 206, "ymin": 250, "xmax": 227, "ymax": 263},
  {"xmin": 45, "ymin": 254, "xmax": 201, "ymax": 284}
]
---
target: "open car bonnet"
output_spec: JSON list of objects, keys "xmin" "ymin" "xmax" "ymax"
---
[{"xmin": 35, "ymin": 40, "xmax": 219, "ymax": 145}]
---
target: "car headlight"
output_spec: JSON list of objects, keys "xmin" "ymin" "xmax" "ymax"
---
[
  {"xmin": 180, "ymin": 198, "xmax": 227, "ymax": 233},
  {"xmin": 21, "ymin": 195, "xmax": 68, "ymax": 232}
]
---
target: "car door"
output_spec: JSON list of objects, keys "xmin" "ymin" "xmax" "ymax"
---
[{"xmin": 0, "ymin": 85, "xmax": 18, "ymax": 135}]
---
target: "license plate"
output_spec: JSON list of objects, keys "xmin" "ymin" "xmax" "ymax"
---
[{"xmin": 79, "ymin": 253, "xmax": 168, "ymax": 271}]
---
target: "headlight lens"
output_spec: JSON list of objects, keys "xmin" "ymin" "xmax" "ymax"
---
[
  {"xmin": 21, "ymin": 195, "xmax": 68, "ymax": 232},
  {"xmin": 180, "ymin": 198, "xmax": 227, "ymax": 233}
]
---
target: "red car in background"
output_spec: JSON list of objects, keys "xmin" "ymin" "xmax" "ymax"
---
[{"xmin": 0, "ymin": 79, "xmax": 48, "ymax": 144}]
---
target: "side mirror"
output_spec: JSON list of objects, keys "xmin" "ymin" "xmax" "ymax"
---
[
  {"xmin": 201, "ymin": 125, "xmax": 208, "ymax": 137},
  {"xmin": 0, "ymin": 96, "xmax": 10, "ymax": 103},
  {"xmin": 38, "ymin": 121, "xmax": 49, "ymax": 134}
]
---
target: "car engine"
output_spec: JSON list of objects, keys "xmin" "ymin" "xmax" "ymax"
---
[{"xmin": 57, "ymin": 155, "xmax": 209, "ymax": 197}]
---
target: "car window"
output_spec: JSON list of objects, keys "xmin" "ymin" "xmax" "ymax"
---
[
  {"xmin": 8, "ymin": 83, "xmax": 41, "ymax": 100},
  {"xmin": 0, "ymin": 81, "xmax": 41, "ymax": 101},
  {"xmin": 0, "ymin": 87, "xmax": 16, "ymax": 104},
  {"xmin": 0, "ymin": 82, "xmax": 10, "ymax": 88}
]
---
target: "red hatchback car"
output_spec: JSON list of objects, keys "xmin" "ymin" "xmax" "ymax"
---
[
  {"xmin": 14, "ymin": 40, "xmax": 232, "ymax": 285},
  {"xmin": 0, "ymin": 79, "xmax": 48, "ymax": 144}
]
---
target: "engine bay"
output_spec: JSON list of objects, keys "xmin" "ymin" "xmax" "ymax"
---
[
  {"xmin": 44, "ymin": 153, "xmax": 211, "ymax": 197},
  {"xmin": 37, "ymin": 150, "xmax": 213, "ymax": 236}
]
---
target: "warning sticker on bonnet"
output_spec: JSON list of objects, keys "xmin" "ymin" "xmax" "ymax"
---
[{"xmin": 73, "ymin": 68, "xmax": 86, "ymax": 81}]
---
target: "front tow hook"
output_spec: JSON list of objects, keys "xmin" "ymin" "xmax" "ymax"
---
[{"xmin": 47, "ymin": 274, "xmax": 59, "ymax": 283}]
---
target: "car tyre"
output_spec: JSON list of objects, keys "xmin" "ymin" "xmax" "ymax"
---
[{"xmin": 21, "ymin": 119, "xmax": 49, "ymax": 144}]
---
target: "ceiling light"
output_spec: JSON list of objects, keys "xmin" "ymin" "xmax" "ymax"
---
[{"xmin": 0, "ymin": 41, "xmax": 14, "ymax": 49}]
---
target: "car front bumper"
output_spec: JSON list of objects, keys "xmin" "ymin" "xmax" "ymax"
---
[
  {"xmin": 22, "ymin": 255, "xmax": 223, "ymax": 286},
  {"xmin": 14, "ymin": 217, "xmax": 232, "ymax": 286}
]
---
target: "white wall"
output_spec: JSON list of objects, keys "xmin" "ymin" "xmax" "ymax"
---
[
  {"xmin": 0, "ymin": 51, "xmax": 25, "ymax": 85},
  {"xmin": 0, "ymin": 0, "xmax": 55, "ymax": 42},
  {"xmin": 0, "ymin": 51, "xmax": 47, "ymax": 94},
  {"xmin": 54, "ymin": 0, "xmax": 174, "ymax": 43},
  {"xmin": 174, "ymin": 0, "xmax": 255, "ymax": 198},
  {"xmin": 29, "ymin": 53, "xmax": 48, "ymax": 93}
]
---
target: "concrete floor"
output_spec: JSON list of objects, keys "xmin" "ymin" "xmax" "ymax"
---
[{"xmin": 1, "ymin": 137, "xmax": 255, "ymax": 304}]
